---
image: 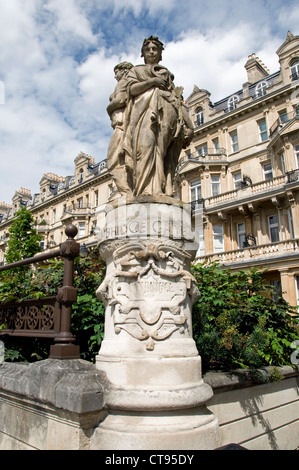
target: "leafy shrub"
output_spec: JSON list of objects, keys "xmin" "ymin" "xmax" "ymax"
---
[{"xmin": 191, "ymin": 262, "xmax": 299, "ymax": 372}]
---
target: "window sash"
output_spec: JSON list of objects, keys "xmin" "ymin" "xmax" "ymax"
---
[
  {"xmin": 259, "ymin": 120, "xmax": 268, "ymax": 141},
  {"xmin": 291, "ymin": 62, "xmax": 299, "ymax": 80},
  {"xmin": 213, "ymin": 224, "xmax": 224, "ymax": 253},
  {"xmin": 256, "ymin": 81, "xmax": 267, "ymax": 97},
  {"xmin": 237, "ymin": 222, "xmax": 246, "ymax": 248},
  {"xmin": 263, "ymin": 163, "xmax": 273, "ymax": 180},
  {"xmin": 78, "ymin": 222, "xmax": 85, "ymax": 238},
  {"xmin": 190, "ymin": 179, "xmax": 202, "ymax": 201},
  {"xmin": 230, "ymin": 131, "xmax": 239, "ymax": 152},
  {"xmin": 233, "ymin": 172, "xmax": 242, "ymax": 189},
  {"xmin": 268, "ymin": 215, "xmax": 279, "ymax": 243},
  {"xmin": 211, "ymin": 175, "xmax": 221, "ymax": 196},
  {"xmin": 295, "ymin": 145, "xmax": 299, "ymax": 168},
  {"xmin": 197, "ymin": 144, "xmax": 208, "ymax": 156}
]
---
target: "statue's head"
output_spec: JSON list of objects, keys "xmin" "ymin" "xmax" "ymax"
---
[
  {"xmin": 114, "ymin": 61, "xmax": 134, "ymax": 79},
  {"xmin": 141, "ymin": 35, "xmax": 164, "ymax": 64}
]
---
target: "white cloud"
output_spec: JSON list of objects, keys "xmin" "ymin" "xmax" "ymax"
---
[
  {"xmin": 278, "ymin": 5, "xmax": 299, "ymax": 33},
  {"xmin": 162, "ymin": 25, "xmax": 282, "ymax": 102}
]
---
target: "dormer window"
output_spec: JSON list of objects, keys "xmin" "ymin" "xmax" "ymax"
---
[
  {"xmin": 78, "ymin": 168, "xmax": 84, "ymax": 183},
  {"xmin": 291, "ymin": 59, "xmax": 299, "ymax": 81},
  {"xmin": 195, "ymin": 107, "xmax": 204, "ymax": 126},
  {"xmin": 227, "ymin": 95, "xmax": 239, "ymax": 111},
  {"xmin": 255, "ymin": 81, "xmax": 268, "ymax": 97}
]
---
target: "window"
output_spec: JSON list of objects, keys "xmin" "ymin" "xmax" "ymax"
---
[
  {"xmin": 94, "ymin": 190, "xmax": 99, "ymax": 207},
  {"xmin": 230, "ymin": 131, "xmax": 239, "ymax": 153},
  {"xmin": 291, "ymin": 60, "xmax": 299, "ymax": 81},
  {"xmin": 271, "ymin": 280, "xmax": 282, "ymax": 302},
  {"xmin": 52, "ymin": 209, "xmax": 56, "ymax": 224},
  {"xmin": 263, "ymin": 162, "xmax": 273, "ymax": 180},
  {"xmin": 78, "ymin": 222, "xmax": 85, "ymax": 238},
  {"xmin": 295, "ymin": 276, "xmax": 299, "ymax": 307},
  {"xmin": 295, "ymin": 145, "xmax": 299, "ymax": 168},
  {"xmin": 211, "ymin": 174, "xmax": 221, "ymax": 196},
  {"xmin": 279, "ymin": 109, "xmax": 288, "ymax": 123},
  {"xmin": 190, "ymin": 179, "xmax": 202, "ymax": 202},
  {"xmin": 255, "ymin": 81, "xmax": 267, "ymax": 97},
  {"xmin": 233, "ymin": 172, "xmax": 242, "ymax": 189},
  {"xmin": 268, "ymin": 215, "xmax": 279, "ymax": 243},
  {"xmin": 195, "ymin": 107, "xmax": 204, "ymax": 126},
  {"xmin": 228, "ymin": 95, "xmax": 239, "ymax": 111},
  {"xmin": 280, "ymin": 152, "xmax": 286, "ymax": 174},
  {"xmin": 258, "ymin": 119, "xmax": 268, "ymax": 142},
  {"xmin": 288, "ymin": 208, "xmax": 295, "ymax": 239},
  {"xmin": 77, "ymin": 197, "xmax": 83, "ymax": 208},
  {"xmin": 197, "ymin": 143, "xmax": 208, "ymax": 157},
  {"xmin": 213, "ymin": 224, "xmax": 224, "ymax": 253},
  {"xmin": 237, "ymin": 222, "xmax": 246, "ymax": 248},
  {"xmin": 213, "ymin": 138, "xmax": 220, "ymax": 153},
  {"xmin": 78, "ymin": 169, "xmax": 84, "ymax": 183}
]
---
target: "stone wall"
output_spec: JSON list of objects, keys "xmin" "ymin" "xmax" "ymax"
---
[
  {"xmin": 0, "ymin": 360, "xmax": 298, "ymax": 450},
  {"xmin": 205, "ymin": 366, "xmax": 299, "ymax": 450}
]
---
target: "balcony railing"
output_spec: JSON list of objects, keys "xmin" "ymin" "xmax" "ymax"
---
[
  {"xmin": 65, "ymin": 204, "xmax": 91, "ymax": 214},
  {"xmin": 195, "ymin": 238, "xmax": 299, "ymax": 265},
  {"xmin": 178, "ymin": 149, "xmax": 227, "ymax": 171},
  {"xmin": 269, "ymin": 111, "xmax": 298, "ymax": 137},
  {"xmin": 286, "ymin": 168, "xmax": 299, "ymax": 184},
  {"xmin": 205, "ymin": 174, "xmax": 287, "ymax": 209}
]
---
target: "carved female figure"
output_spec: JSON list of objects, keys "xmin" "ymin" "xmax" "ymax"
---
[{"xmin": 122, "ymin": 36, "xmax": 193, "ymax": 198}]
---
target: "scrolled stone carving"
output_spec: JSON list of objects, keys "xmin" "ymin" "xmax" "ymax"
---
[{"xmin": 96, "ymin": 239, "xmax": 199, "ymax": 351}]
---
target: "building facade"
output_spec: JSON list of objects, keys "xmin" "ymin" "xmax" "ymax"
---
[
  {"xmin": 1, "ymin": 32, "xmax": 299, "ymax": 305},
  {"xmin": 177, "ymin": 31, "xmax": 299, "ymax": 306}
]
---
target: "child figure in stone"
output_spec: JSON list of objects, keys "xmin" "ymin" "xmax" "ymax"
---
[{"xmin": 106, "ymin": 61, "xmax": 134, "ymax": 197}]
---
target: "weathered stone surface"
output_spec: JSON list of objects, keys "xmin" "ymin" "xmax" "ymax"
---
[
  {"xmin": 94, "ymin": 201, "xmax": 220, "ymax": 449},
  {"xmin": 106, "ymin": 36, "xmax": 193, "ymax": 199},
  {"xmin": 0, "ymin": 359, "xmax": 106, "ymax": 413}
]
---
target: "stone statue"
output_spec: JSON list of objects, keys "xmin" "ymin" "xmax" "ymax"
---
[
  {"xmin": 107, "ymin": 36, "xmax": 194, "ymax": 199},
  {"xmin": 106, "ymin": 61, "xmax": 134, "ymax": 196}
]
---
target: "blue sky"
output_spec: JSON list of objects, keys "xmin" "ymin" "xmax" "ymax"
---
[{"xmin": 0, "ymin": 0, "xmax": 298, "ymax": 203}]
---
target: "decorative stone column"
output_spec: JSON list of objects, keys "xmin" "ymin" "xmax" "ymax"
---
[{"xmin": 92, "ymin": 198, "xmax": 220, "ymax": 450}]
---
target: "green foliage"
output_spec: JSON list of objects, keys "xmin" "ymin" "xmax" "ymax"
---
[
  {"xmin": 5, "ymin": 206, "xmax": 42, "ymax": 264},
  {"xmin": 191, "ymin": 261, "xmax": 299, "ymax": 372}
]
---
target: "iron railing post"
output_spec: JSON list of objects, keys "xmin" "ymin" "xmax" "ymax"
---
[{"xmin": 49, "ymin": 224, "xmax": 80, "ymax": 359}]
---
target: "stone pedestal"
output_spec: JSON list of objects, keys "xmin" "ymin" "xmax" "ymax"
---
[{"xmin": 93, "ymin": 199, "xmax": 220, "ymax": 449}]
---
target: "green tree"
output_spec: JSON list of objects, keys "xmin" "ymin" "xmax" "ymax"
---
[{"xmin": 5, "ymin": 206, "xmax": 42, "ymax": 263}]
